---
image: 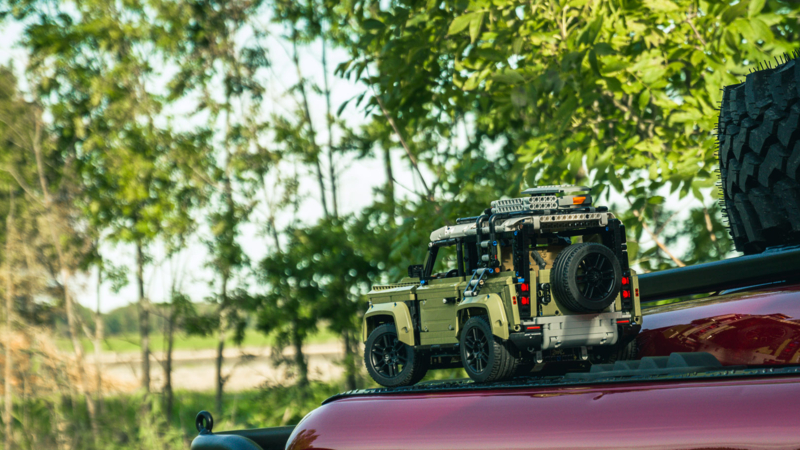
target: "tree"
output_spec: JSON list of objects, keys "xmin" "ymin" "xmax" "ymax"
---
[
  {"xmin": 10, "ymin": 1, "xmax": 210, "ymax": 403},
  {"xmin": 0, "ymin": 63, "xmax": 102, "ymax": 443},
  {"xmin": 158, "ymin": 0, "xmax": 269, "ymax": 415},
  {"xmin": 255, "ymin": 230, "xmax": 322, "ymax": 390},
  {"xmin": 299, "ymin": 220, "xmax": 378, "ymax": 389},
  {"xmin": 330, "ymin": 0, "xmax": 800, "ymax": 271}
]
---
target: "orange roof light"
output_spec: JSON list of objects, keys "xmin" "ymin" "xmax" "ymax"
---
[{"xmin": 572, "ymin": 196, "xmax": 586, "ymax": 205}]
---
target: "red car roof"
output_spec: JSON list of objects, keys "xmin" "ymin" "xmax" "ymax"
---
[{"xmin": 286, "ymin": 284, "xmax": 800, "ymax": 450}]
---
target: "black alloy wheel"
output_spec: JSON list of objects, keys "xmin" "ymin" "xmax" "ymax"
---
[
  {"xmin": 463, "ymin": 326, "xmax": 490, "ymax": 373},
  {"xmin": 576, "ymin": 252, "xmax": 616, "ymax": 300},
  {"xmin": 552, "ymin": 243, "xmax": 622, "ymax": 313},
  {"xmin": 459, "ymin": 316, "xmax": 518, "ymax": 383},
  {"xmin": 364, "ymin": 323, "xmax": 428, "ymax": 387}
]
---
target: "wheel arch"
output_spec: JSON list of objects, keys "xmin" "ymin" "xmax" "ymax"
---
[
  {"xmin": 455, "ymin": 293, "xmax": 509, "ymax": 340},
  {"xmin": 363, "ymin": 302, "xmax": 416, "ymax": 346}
]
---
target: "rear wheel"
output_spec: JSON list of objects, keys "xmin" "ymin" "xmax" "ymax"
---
[
  {"xmin": 460, "ymin": 316, "xmax": 518, "ymax": 383},
  {"xmin": 718, "ymin": 58, "xmax": 800, "ymax": 253},
  {"xmin": 551, "ymin": 243, "xmax": 622, "ymax": 313},
  {"xmin": 364, "ymin": 324, "xmax": 428, "ymax": 387}
]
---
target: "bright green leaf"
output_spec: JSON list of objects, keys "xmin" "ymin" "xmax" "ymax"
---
[
  {"xmin": 448, "ymin": 13, "xmax": 478, "ymax": 36},
  {"xmin": 469, "ymin": 12, "xmax": 484, "ymax": 44},
  {"xmin": 748, "ymin": 0, "xmax": 766, "ymax": 17}
]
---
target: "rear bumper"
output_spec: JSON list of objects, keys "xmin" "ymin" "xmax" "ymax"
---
[{"xmin": 518, "ymin": 311, "xmax": 629, "ymax": 351}]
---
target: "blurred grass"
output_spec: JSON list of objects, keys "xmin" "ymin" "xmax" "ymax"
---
[
  {"xmin": 6, "ymin": 383, "xmax": 345, "ymax": 450},
  {"xmin": 55, "ymin": 328, "xmax": 340, "ymax": 353}
]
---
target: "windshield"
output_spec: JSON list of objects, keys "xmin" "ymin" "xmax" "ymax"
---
[{"xmin": 425, "ymin": 241, "xmax": 462, "ymax": 278}]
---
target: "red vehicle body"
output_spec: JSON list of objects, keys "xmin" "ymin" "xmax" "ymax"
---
[{"xmin": 285, "ymin": 284, "xmax": 800, "ymax": 450}]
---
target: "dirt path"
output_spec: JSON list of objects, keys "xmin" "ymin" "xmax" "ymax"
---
[{"xmin": 88, "ymin": 342, "xmax": 349, "ymax": 392}]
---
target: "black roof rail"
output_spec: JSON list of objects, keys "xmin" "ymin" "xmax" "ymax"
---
[
  {"xmin": 191, "ymin": 411, "xmax": 294, "ymax": 450},
  {"xmin": 638, "ymin": 246, "xmax": 800, "ymax": 303}
]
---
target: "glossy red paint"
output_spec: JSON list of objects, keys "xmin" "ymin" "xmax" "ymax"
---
[
  {"xmin": 637, "ymin": 285, "xmax": 800, "ymax": 365},
  {"xmin": 286, "ymin": 285, "xmax": 800, "ymax": 450},
  {"xmin": 287, "ymin": 377, "xmax": 800, "ymax": 450}
]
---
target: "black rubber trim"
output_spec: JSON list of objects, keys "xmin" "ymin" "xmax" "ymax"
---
[
  {"xmin": 191, "ymin": 427, "xmax": 296, "ymax": 450},
  {"xmin": 322, "ymin": 365, "xmax": 800, "ymax": 405},
  {"xmin": 191, "ymin": 434, "xmax": 263, "ymax": 450},
  {"xmin": 637, "ymin": 246, "xmax": 800, "ymax": 302}
]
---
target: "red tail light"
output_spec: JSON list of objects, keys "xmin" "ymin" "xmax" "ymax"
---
[
  {"xmin": 521, "ymin": 297, "xmax": 530, "ymax": 305},
  {"xmin": 622, "ymin": 276, "xmax": 630, "ymax": 286},
  {"xmin": 622, "ymin": 290, "xmax": 631, "ymax": 299},
  {"xmin": 520, "ymin": 283, "xmax": 530, "ymax": 292}
]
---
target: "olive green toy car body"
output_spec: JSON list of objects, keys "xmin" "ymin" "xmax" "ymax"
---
[{"xmin": 362, "ymin": 186, "xmax": 642, "ymax": 386}]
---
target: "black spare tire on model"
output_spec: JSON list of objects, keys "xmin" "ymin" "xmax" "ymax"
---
[
  {"xmin": 364, "ymin": 323, "xmax": 428, "ymax": 387},
  {"xmin": 718, "ymin": 57, "xmax": 800, "ymax": 254},
  {"xmin": 551, "ymin": 243, "xmax": 622, "ymax": 313}
]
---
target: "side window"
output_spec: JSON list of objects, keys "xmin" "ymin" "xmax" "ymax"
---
[{"xmin": 432, "ymin": 244, "xmax": 457, "ymax": 275}]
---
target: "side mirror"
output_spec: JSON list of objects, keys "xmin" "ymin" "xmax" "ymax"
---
[{"xmin": 408, "ymin": 264, "xmax": 424, "ymax": 279}]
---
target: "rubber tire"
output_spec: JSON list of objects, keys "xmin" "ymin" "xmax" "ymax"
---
[
  {"xmin": 460, "ymin": 316, "xmax": 518, "ymax": 383},
  {"xmin": 364, "ymin": 324, "xmax": 428, "ymax": 387},
  {"xmin": 551, "ymin": 243, "xmax": 622, "ymax": 313},
  {"xmin": 718, "ymin": 57, "xmax": 800, "ymax": 254}
]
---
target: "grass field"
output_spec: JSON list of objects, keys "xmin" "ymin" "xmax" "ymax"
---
[{"xmin": 56, "ymin": 328, "xmax": 340, "ymax": 353}]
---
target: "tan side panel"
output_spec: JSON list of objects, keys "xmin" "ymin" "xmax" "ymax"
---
[
  {"xmin": 363, "ymin": 302, "xmax": 415, "ymax": 346},
  {"xmin": 368, "ymin": 284, "xmax": 417, "ymax": 304},
  {"xmin": 538, "ymin": 269, "xmax": 564, "ymax": 317},
  {"xmin": 417, "ymin": 284, "xmax": 460, "ymax": 346},
  {"xmin": 456, "ymin": 293, "xmax": 509, "ymax": 340},
  {"xmin": 632, "ymin": 269, "xmax": 642, "ymax": 323}
]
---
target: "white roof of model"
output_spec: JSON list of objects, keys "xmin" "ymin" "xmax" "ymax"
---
[
  {"xmin": 429, "ymin": 211, "xmax": 615, "ymax": 241},
  {"xmin": 521, "ymin": 185, "xmax": 592, "ymax": 195}
]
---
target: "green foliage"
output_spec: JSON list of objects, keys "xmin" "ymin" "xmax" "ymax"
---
[
  {"xmin": 334, "ymin": 0, "xmax": 800, "ymax": 271},
  {"xmin": 17, "ymin": 0, "xmax": 208, "ymax": 250}
]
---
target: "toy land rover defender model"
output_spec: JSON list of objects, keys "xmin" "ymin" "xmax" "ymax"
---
[{"xmin": 363, "ymin": 186, "xmax": 642, "ymax": 387}]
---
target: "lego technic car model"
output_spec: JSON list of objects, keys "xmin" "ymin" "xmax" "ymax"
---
[{"xmin": 362, "ymin": 185, "xmax": 642, "ymax": 386}]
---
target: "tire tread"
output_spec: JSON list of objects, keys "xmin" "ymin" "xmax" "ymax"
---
[{"xmin": 719, "ymin": 56, "xmax": 800, "ymax": 253}]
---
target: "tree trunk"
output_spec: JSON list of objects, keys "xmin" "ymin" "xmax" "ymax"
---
[
  {"xmin": 343, "ymin": 331, "xmax": 357, "ymax": 391},
  {"xmin": 292, "ymin": 324, "xmax": 308, "ymax": 389},
  {"xmin": 215, "ymin": 318, "xmax": 225, "ymax": 415},
  {"xmin": 215, "ymin": 271, "xmax": 228, "ymax": 416},
  {"xmin": 4, "ymin": 190, "xmax": 15, "ymax": 450},
  {"xmin": 322, "ymin": 37, "xmax": 338, "ymax": 218},
  {"xmin": 383, "ymin": 147, "xmax": 395, "ymax": 218},
  {"xmin": 136, "ymin": 241, "xmax": 150, "ymax": 395},
  {"xmin": 164, "ymin": 303, "xmax": 174, "ymax": 421},
  {"xmin": 291, "ymin": 32, "xmax": 328, "ymax": 218},
  {"xmin": 31, "ymin": 116, "xmax": 99, "ymax": 443},
  {"xmin": 93, "ymin": 265, "xmax": 103, "ymax": 414}
]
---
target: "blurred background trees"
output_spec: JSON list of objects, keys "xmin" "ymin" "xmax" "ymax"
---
[{"xmin": 1, "ymin": 0, "xmax": 800, "ymax": 448}]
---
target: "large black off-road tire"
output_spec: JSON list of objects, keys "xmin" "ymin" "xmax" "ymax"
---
[
  {"xmin": 551, "ymin": 243, "xmax": 622, "ymax": 313},
  {"xmin": 460, "ymin": 316, "xmax": 518, "ymax": 383},
  {"xmin": 718, "ymin": 57, "xmax": 800, "ymax": 254},
  {"xmin": 364, "ymin": 324, "xmax": 428, "ymax": 387}
]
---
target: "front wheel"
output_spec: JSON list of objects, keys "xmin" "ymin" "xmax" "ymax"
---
[
  {"xmin": 364, "ymin": 324, "xmax": 428, "ymax": 387},
  {"xmin": 460, "ymin": 316, "xmax": 518, "ymax": 383}
]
